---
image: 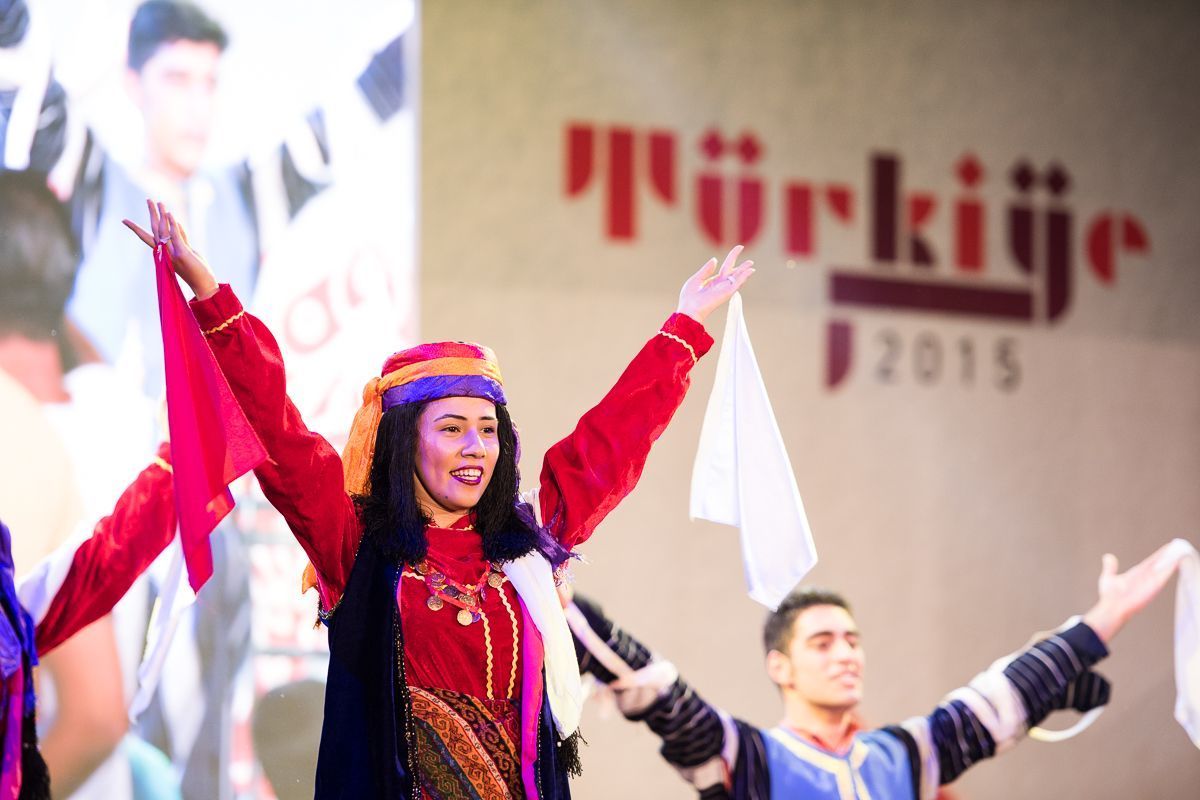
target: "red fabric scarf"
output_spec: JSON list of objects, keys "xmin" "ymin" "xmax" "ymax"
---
[{"xmin": 155, "ymin": 246, "xmax": 266, "ymax": 590}]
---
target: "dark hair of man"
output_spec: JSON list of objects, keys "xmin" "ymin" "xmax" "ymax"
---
[
  {"xmin": 127, "ymin": 0, "xmax": 229, "ymax": 71},
  {"xmin": 0, "ymin": 170, "xmax": 79, "ymax": 340},
  {"xmin": 762, "ymin": 587, "xmax": 853, "ymax": 655},
  {"xmin": 356, "ymin": 401, "xmax": 571, "ymax": 567}
]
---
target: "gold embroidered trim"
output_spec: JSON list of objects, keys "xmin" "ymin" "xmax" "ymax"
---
[
  {"xmin": 151, "ymin": 456, "xmax": 173, "ymax": 474},
  {"xmin": 497, "ymin": 581, "xmax": 520, "ymax": 698},
  {"xmin": 481, "ymin": 611, "xmax": 495, "ymax": 700},
  {"xmin": 202, "ymin": 310, "xmax": 245, "ymax": 337},
  {"xmin": 656, "ymin": 330, "xmax": 697, "ymax": 365},
  {"xmin": 314, "ymin": 591, "xmax": 345, "ymax": 627}
]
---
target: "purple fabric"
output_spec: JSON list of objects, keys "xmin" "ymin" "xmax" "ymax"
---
[
  {"xmin": 381, "ymin": 375, "xmax": 506, "ymax": 410},
  {"xmin": 0, "ymin": 672, "xmax": 21, "ymax": 800},
  {"xmin": 0, "ymin": 521, "xmax": 36, "ymax": 794},
  {"xmin": 0, "ymin": 523, "xmax": 34, "ymax": 693},
  {"xmin": 0, "ymin": 620, "xmax": 16, "ymax": 681}
]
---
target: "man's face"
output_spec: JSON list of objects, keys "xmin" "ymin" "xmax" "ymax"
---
[
  {"xmin": 769, "ymin": 604, "xmax": 864, "ymax": 712},
  {"xmin": 127, "ymin": 39, "xmax": 221, "ymax": 179}
]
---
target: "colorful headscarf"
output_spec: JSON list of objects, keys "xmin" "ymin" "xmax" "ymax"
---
[{"xmin": 341, "ymin": 342, "xmax": 505, "ymax": 497}]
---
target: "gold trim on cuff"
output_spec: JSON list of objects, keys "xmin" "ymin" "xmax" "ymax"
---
[
  {"xmin": 202, "ymin": 310, "xmax": 246, "ymax": 337},
  {"xmin": 656, "ymin": 330, "xmax": 698, "ymax": 365}
]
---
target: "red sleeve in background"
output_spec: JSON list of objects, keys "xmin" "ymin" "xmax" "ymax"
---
[{"xmin": 35, "ymin": 448, "xmax": 176, "ymax": 655}]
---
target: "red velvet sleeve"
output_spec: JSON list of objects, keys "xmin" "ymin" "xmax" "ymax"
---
[
  {"xmin": 35, "ymin": 445, "xmax": 176, "ymax": 655},
  {"xmin": 190, "ymin": 285, "xmax": 360, "ymax": 610},
  {"xmin": 538, "ymin": 313, "xmax": 713, "ymax": 550}
]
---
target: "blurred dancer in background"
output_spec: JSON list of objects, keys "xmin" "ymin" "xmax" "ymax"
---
[
  {"xmin": 0, "ymin": 170, "xmax": 166, "ymax": 798},
  {"xmin": 0, "ymin": 429, "xmax": 178, "ymax": 798},
  {"xmin": 566, "ymin": 541, "xmax": 1184, "ymax": 799}
]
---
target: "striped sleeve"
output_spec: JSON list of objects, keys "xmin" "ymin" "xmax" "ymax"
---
[
  {"xmin": 569, "ymin": 596, "xmax": 654, "ymax": 683},
  {"xmin": 1002, "ymin": 623, "xmax": 1108, "ymax": 726},
  {"xmin": 891, "ymin": 620, "xmax": 1110, "ymax": 798},
  {"xmin": 568, "ymin": 595, "xmax": 769, "ymax": 796},
  {"xmin": 635, "ymin": 677, "xmax": 727, "ymax": 768}
]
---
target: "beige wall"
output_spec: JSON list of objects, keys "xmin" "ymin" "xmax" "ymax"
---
[{"xmin": 421, "ymin": 1, "xmax": 1200, "ymax": 797}]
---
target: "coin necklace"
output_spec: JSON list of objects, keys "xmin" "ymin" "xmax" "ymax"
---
[{"xmin": 415, "ymin": 560, "xmax": 506, "ymax": 626}]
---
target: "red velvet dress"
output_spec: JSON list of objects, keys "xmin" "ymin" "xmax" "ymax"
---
[
  {"xmin": 32, "ymin": 446, "xmax": 176, "ymax": 655},
  {"xmin": 191, "ymin": 284, "xmax": 713, "ymax": 797}
]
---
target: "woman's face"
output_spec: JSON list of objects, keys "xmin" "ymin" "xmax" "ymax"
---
[{"xmin": 412, "ymin": 396, "xmax": 500, "ymax": 525}]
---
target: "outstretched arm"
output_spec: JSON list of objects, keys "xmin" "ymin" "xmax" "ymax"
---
[
  {"xmin": 886, "ymin": 541, "xmax": 1185, "ymax": 799},
  {"xmin": 567, "ymin": 592, "xmax": 769, "ymax": 798},
  {"xmin": 27, "ymin": 446, "xmax": 175, "ymax": 654},
  {"xmin": 537, "ymin": 249, "xmax": 754, "ymax": 550},
  {"xmin": 125, "ymin": 203, "xmax": 360, "ymax": 612}
]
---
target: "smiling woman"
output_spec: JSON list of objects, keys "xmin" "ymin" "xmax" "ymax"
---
[{"xmin": 125, "ymin": 200, "xmax": 753, "ymax": 800}]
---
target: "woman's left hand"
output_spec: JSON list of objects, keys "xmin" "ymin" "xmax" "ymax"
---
[{"xmin": 676, "ymin": 245, "xmax": 755, "ymax": 325}]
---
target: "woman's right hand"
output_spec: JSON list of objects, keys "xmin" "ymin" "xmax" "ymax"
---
[{"xmin": 123, "ymin": 199, "xmax": 219, "ymax": 301}]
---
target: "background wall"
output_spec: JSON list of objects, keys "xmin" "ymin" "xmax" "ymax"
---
[{"xmin": 421, "ymin": 1, "xmax": 1200, "ymax": 797}]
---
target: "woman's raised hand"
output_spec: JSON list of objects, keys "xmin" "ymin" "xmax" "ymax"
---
[
  {"xmin": 123, "ymin": 200, "xmax": 219, "ymax": 301},
  {"xmin": 676, "ymin": 245, "xmax": 755, "ymax": 325}
]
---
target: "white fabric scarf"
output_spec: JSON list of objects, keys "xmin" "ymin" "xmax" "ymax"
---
[
  {"xmin": 503, "ymin": 553, "xmax": 583, "ymax": 739},
  {"xmin": 1169, "ymin": 538, "xmax": 1200, "ymax": 749},
  {"xmin": 689, "ymin": 293, "xmax": 818, "ymax": 610}
]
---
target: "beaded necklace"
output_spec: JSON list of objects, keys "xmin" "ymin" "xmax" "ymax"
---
[{"xmin": 414, "ymin": 559, "xmax": 506, "ymax": 626}]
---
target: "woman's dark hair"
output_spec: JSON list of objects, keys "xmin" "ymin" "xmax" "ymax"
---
[{"xmin": 356, "ymin": 401, "xmax": 571, "ymax": 567}]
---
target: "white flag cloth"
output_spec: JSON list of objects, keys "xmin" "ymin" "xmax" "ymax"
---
[
  {"xmin": 689, "ymin": 293, "xmax": 817, "ymax": 609},
  {"xmin": 1169, "ymin": 538, "xmax": 1200, "ymax": 748},
  {"xmin": 129, "ymin": 535, "xmax": 197, "ymax": 722}
]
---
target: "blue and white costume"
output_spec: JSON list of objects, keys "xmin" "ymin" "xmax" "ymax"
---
[{"xmin": 568, "ymin": 597, "xmax": 1110, "ymax": 800}]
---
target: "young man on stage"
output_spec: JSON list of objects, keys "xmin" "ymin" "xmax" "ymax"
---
[{"xmin": 566, "ymin": 541, "xmax": 1183, "ymax": 799}]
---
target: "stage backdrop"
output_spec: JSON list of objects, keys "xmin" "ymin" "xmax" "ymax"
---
[
  {"xmin": 1, "ymin": 1, "xmax": 416, "ymax": 796},
  {"xmin": 422, "ymin": 1, "xmax": 1200, "ymax": 798}
]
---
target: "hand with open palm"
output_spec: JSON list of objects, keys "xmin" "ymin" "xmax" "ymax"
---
[{"xmin": 1083, "ymin": 540, "xmax": 1188, "ymax": 643}]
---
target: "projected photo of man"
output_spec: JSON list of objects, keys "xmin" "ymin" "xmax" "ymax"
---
[
  {"xmin": 1, "ymin": 1, "xmax": 416, "ymax": 797},
  {"xmin": 1, "ymin": 0, "xmax": 409, "ymax": 397}
]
